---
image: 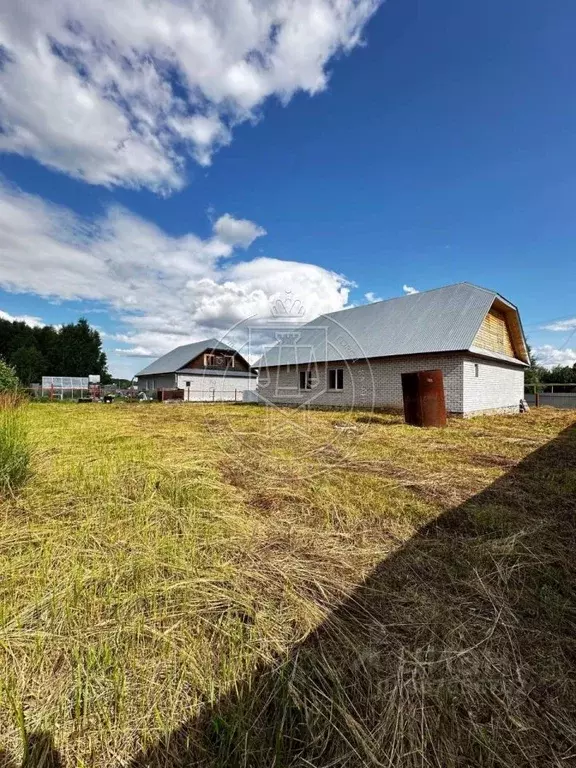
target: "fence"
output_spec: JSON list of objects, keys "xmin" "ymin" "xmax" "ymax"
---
[
  {"xmin": 525, "ymin": 383, "xmax": 576, "ymax": 410},
  {"xmin": 525, "ymin": 393, "xmax": 576, "ymax": 410},
  {"xmin": 159, "ymin": 388, "xmax": 259, "ymax": 403}
]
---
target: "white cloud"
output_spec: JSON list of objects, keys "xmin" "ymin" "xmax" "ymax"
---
[
  {"xmin": 0, "ymin": 0, "xmax": 381, "ymax": 190},
  {"xmin": 542, "ymin": 318, "xmax": 576, "ymax": 332},
  {"xmin": 533, "ymin": 345, "xmax": 576, "ymax": 369},
  {"xmin": 364, "ymin": 291, "xmax": 382, "ymax": 303},
  {"xmin": 0, "ymin": 308, "xmax": 44, "ymax": 327},
  {"xmin": 0, "ymin": 181, "xmax": 351, "ymax": 369},
  {"xmin": 213, "ymin": 214, "xmax": 267, "ymax": 251},
  {"xmin": 403, "ymin": 284, "xmax": 419, "ymax": 295},
  {"xmin": 113, "ymin": 346, "xmax": 156, "ymax": 359}
]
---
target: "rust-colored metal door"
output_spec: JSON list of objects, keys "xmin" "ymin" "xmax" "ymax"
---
[{"xmin": 401, "ymin": 369, "xmax": 447, "ymax": 427}]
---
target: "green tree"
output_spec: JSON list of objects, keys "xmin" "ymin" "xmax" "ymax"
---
[
  {"xmin": 524, "ymin": 344, "xmax": 544, "ymax": 391},
  {"xmin": 56, "ymin": 319, "xmax": 110, "ymax": 381},
  {"xmin": 541, "ymin": 365, "xmax": 576, "ymax": 385},
  {"xmin": 35, "ymin": 325, "xmax": 60, "ymax": 373},
  {"xmin": 10, "ymin": 345, "xmax": 45, "ymax": 385},
  {"xmin": 0, "ymin": 316, "xmax": 110, "ymax": 383},
  {"xmin": 0, "ymin": 358, "xmax": 20, "ymax": 391}
]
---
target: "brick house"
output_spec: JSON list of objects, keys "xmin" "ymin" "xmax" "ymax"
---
[
  {"xmin": 256, "ymin": 283, "xmax": 529, "ymax": 417},
  {"xmin": 136, "ymin": 339, "xmax": 257, "ymax": 401}
]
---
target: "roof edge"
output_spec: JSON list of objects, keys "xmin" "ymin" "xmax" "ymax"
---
[
  {"xmin": 135, "ymin": 338, "xmax": 238, "ymax": 376},
  {"xmin": 468, "ymin": 346, "xmax": 529, "ymax": 367},
  {"xmin": 322, "ymin": 281, "xmax": 498, "ymax": 321}
]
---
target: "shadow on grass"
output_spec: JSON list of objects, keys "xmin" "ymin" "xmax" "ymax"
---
[
  {"xmin": 4, "ymin": 426, "xmax": 576, "ymax": 767},
  {"xmin": 0, "ymin": 732, "xmax": 62, "ymax": 768}
]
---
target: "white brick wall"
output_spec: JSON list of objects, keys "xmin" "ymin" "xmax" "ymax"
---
[
  {"xmin": 176, "ymin": 373, "xmax": 256, "ymax": 402},
  {"xmin": 258, "ymin": 354, "xmax": 525, "ymax": 416},
  {"xmin": 258, "ymin": 354, "xmax": 465, "ymax": 412},
  {"xmin": 462, "ymin": 357, "xmax": 524, "ymax": 415}
]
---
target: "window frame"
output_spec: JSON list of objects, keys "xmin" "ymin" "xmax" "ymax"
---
[
  {"xmin": 474, "ymin": 363, "xmax": 480, "ymax": 378},
  {"xmin": 328, "ymin": 368, "xmax": 344, "ymax": 390},
  {"xmin": 299, "ymin": 370, "xmax": 313, "ymax": 390},
  {"xmin": 204, "ymin": 353, "xmax": 235, "ymax": 368}
]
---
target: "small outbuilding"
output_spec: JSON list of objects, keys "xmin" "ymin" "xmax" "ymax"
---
[
  {"xmin": 136, "ymin": 339, "xmax": 256, "ymax": 402},
  {"xmin": 256, "ymin": 283, "xmax": 529, "ymax": 417}
]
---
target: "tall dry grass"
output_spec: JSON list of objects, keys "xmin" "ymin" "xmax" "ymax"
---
[
  {"xmin": 0, "ymin": 392, "xmax": 30, "ymax": 496},
  {"xmin": 0, "ymin": 403, "xmax": 574, "ymax": 767}
]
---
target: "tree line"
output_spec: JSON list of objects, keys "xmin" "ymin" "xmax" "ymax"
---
[
  {"xmin": 0, "ymin": 316, "xmax": 110, "ymax": 385},
  {"xmin": 525, "ymin": 345, "xmax": 576, "ymax": 389}
]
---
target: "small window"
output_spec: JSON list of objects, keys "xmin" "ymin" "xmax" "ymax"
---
[
  {"xmin": 299, "ymin": 370, "xmax": 313, "ymax": 390},
  {"xmin": 474, "ymin": 364, "xmax": 479, "ymax": 378},
  {"xmin": 204, "ymin": 353, "xmax": 234, "ymax": 368},
  {"xmin": 328, "ymin": 369, "xmax": 344, "ymax": 390},
  {"xmin": 185, "ymin": 381, "xmax": 190, "ymax": 387}
]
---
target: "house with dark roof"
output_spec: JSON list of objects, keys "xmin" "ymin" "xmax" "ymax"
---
[
  {"xmin": 256, "ymin": 283, "xmax": 529, "ymax": 417},
  {"xmin": 136, "ymin": 339, "xmax": 256, "ymax": 401}
]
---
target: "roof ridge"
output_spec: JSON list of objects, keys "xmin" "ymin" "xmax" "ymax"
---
[
  {"xmin": 321, "ymin": 282, "xmax": 496, "ymax": 320},
  {"xmin": 135, "ymin": 337, "xmax": 236, "ymax": 377}
]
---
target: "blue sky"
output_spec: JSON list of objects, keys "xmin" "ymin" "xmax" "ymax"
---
[{"xmin": 0, "ymin": 0, "xmax": 575, "ymax": 377}]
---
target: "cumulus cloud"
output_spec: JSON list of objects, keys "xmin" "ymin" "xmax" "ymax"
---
[
  {"xmin": 533, "ymin": 345, "xmax": 576, "ymax": 369},
  {"xmin": 0, "ymin": 0, "xmax": 381, "ymax": 190},
  {"xmin": 213, "ymin": 214, "xmax": 267, "ymax": 251},
  {"xmin": 364, "ymin": 291, "xmax": 382, "ymax": 303},
  {"xmin": 403, "ymin": 284, "xmax": 419, "ymax": 295},
  {"xmin": 0, "ymin": 309, "xmax": 44, "ymax": 327},
  {"xmin": 0, "ymin": 181, "xmax": 351, "ymax": 361},
  {"xmin": 542, "ymin": 318, "xmax": 576, "ymax": 332}
]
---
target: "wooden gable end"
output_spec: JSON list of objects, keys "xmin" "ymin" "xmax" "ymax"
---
[
  {"xmin": 473, "ymin": 299, "xmax": 528, "ymax": 362},
  {"xmin": 179, "ymin": 349, "xmax": 251, "ymax": 372}
]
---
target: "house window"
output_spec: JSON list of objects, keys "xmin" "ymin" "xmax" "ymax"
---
[
  {"xmin": 328, "ymin": 369, "xmax": 344, "ymax": 390},
  {"xmin": 185, "ymin": 381, "xmax": 190, "ymax": 387},
  {"xmin": 204, "ymin": 353, "xmax": 234, "ymax": 368},
  {"xmin": 299, "ymin": 370, "xmax": 313, "ymax": 390},
  {"xmin": 474, "ymin": 364, "xmax": 479, "ymax": 378}
]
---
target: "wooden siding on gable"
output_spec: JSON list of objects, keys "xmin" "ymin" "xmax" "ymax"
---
[
  {"xmin": 473, "ymin": 309, "xmax": 515, "ymax": 358},
  {"xmin": 180, "ymin": 350, "xmax": 251, "ymax": 373}
]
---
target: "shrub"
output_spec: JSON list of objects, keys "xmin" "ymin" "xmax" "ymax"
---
[
  {"xmin": 0, "ymin": 357, "xmax": 20, "ymax": 392},
  {"xmin": 0, "ymin": 393, "xmax": 30, "ymax": 496}
]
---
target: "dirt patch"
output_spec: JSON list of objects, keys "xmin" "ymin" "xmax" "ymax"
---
[{"xmin": 220, "ymin": 462, "xmax": 249, "ymax": 490}]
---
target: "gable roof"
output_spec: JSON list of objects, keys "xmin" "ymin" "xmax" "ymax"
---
[
  {"xmin": 257, "ymin": 283, "xmax": 528, "ymax": 368},
  {"xmin": 136, "ymin": 339, "xmax": 240, "ymax": 377}
]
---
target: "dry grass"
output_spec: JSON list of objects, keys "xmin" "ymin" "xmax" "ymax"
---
[
  {"xmin": 0, "ymin": 403, "xmax": 575, "ymax": 767},
  {"xmin": 0, "ymin": 393, "xmax": 30, "ymax": 498}
]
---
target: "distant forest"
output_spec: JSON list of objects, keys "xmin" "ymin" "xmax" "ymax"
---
[
  {"xmin": 0, "ymin": 317, "xmax": 110, "ymax": 385},
  {"xmin": 524, "ymin": 345, "xmax": 576, "ymax": 389}
]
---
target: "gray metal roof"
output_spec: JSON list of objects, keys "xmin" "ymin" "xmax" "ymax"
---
[
  {"xmin": 257, "ymin": 283, "xmax": 526, "ymax": 367},
  {"xmin": 136, "ymin": 339, "xmax": 238, "ymax": 376}
]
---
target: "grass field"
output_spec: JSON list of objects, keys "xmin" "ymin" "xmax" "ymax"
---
[{"xmin": 1, "ymin": 402, "xmax": 575, "ymax": 767}]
